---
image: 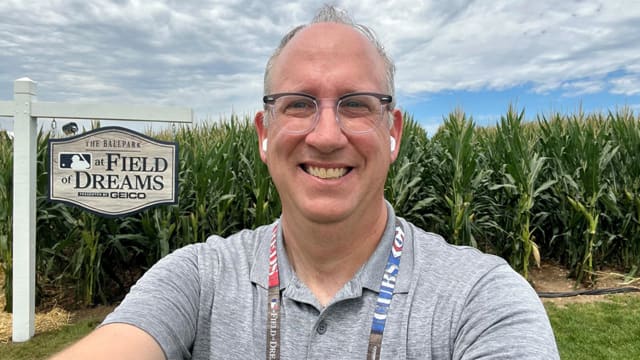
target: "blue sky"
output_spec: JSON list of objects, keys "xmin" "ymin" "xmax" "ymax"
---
[
  {"xmin": 404, "ymin": 83, "xmax": 640, "ymax": 135},
  {"xmin": 1, "ymin": 0, "xmax": 639, "ymax": 136}
]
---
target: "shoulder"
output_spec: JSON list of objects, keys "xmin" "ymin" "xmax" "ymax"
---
[
  {"xmin": 401, "ymin": 219, "xmax": 538, "ymax": 314},
  {"xmin": 405, "ymin": 221, "xmax": 508, "ymax": 282},
  {"xmin": 165, "ymin": 224, "xmax": 274, "ymax": 260},
  {"xmin": 100, "ymin": 224, "xmax": 277, "ymax": 359},
  {"xmin": 202, "ymin": 225, "xmax": 272, "ymax": 258},
  {"xmin": 126, "ymin": 224, "xmax": 273, "ymax": 292},
  {"xmin": 402, "ymin": 221, "xmax": 558, "ymax": 358},
  {"xmin": 167, "ymin": 224, "xmax": 273, "ymax": 276}
]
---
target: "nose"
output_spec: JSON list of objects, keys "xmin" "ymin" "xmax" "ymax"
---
[{"xmin": 305, "ymin": 101, "xmax": 348, "ymax": 152}]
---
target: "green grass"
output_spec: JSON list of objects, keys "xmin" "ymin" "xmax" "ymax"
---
[
  {"xmin": 0, "ymin": 315, "xmax": 101, "ymax": 360},
  {"xmin": 545, "ymin": 295, "xmax": 640, "ymax": 359},
  {"xmin": 1, "ymin": 295, "xmax": 639, "ymax": 359}
]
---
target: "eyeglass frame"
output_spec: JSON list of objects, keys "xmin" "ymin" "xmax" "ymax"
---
[{"xmin": 262, "ymin": 92, "xmax": 394, "ymax": 134}]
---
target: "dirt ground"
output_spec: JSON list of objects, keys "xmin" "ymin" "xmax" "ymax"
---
[
  {"xmin": 529, "ymin": 262, "xmax": 640, "ymax": 306},
  {"xmin": 0, "ymin": 262, "xmax": 639, "ymax": 342}
]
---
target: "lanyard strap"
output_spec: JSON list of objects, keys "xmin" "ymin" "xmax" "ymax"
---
[
  {"xmin": 267, "ymin": 225, "xmax": 280, "ymax": 360},
  {"xmin": 266, "ymin": 220, "xmax": 405, "ymax": 360},
  {"xmin": 367, "ymin": 221, "xmax": 405, "ymax": 360}
]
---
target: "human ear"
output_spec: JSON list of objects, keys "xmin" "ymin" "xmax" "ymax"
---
[
  {"xmin": 254, "ymin": 111, "xmax": 268, "ymax": 163},
  {"xmin": 389, "ymin": 109, "xmax": 403, "ymax": 161}
]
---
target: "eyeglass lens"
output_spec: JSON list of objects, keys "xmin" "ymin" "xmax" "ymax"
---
[{"xmin": 271, "ymin": 94, "xmax": 386, "ymax": 133}]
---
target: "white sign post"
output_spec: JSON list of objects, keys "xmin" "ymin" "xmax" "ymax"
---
[{"xmin": 0, "ymin": 77, "xmax": 193, "ymax": 342}]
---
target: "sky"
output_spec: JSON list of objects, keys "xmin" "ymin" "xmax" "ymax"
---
[{"xmin": 1, "ymin": 0, "xmax": 639, "ymax": 136}]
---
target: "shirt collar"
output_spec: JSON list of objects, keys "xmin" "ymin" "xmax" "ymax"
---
[
  {"xmin": 250, "ymin": 219, "xmax": 290, "ymax": 290},
  {"xmin": 250, "ymin": 202, "xmax": 414, "ymax": 295},
  {"xmin": 356, "ymin": 202, "xmax": 413, "ymax": 294}
]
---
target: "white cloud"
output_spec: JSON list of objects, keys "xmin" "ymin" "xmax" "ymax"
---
[
  {"xmin": 610, "ymin": 74, "xmax": 640, "ymax": 96},
  {"xmin": 560, "ymin": 79, "xmax": 606, "ymax": 96},
  {"xmin": 0, "ymin": 0, "xmax": 639, "ymax": 123},
  {"xmin": 372, "ymin": 0, "xmax": 640, "ymax": 97}
]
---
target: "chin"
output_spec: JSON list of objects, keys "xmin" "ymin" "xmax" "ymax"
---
[{"xmin": 294, "ymin": 200, "xmax": 357, "ymax": 225}]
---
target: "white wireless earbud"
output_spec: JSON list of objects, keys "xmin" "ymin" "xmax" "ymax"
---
[
  {"xmin": 262, "ymin": 138, "xmax": 268, "ymax": 152},
  {"xmin": 390, "ymin": 137, "xmax": 396, "ymax": 152}
]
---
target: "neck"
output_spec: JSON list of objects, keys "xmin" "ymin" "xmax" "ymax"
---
[{"xmin": 280, "ymin": 201, "xmax": 389, "ymax": 306}]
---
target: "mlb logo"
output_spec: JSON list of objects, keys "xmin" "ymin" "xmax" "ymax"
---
[{"xmin": 59, "ymin": 153, "xmax": 92, "ymax": 170}]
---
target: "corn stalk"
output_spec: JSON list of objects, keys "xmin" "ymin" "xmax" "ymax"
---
[
  {"xmin": 608, "ymin": 109, "xmax": 640, "ymax": 270},
  {"xmin": 1, "ymin": 110, "xmax": 640, "ymax": 306},
  {"xmin": 540, "ymin": 112, "xmax": 618, "ymax": 284},
  {"xmin": 490, "ymin": 107, "xmax": 555, "ymax": 279},
  {"xmin": 430, "ymin": 109, "xmax": 497, "ymax": 248}
]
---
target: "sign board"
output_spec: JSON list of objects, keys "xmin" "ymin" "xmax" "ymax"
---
[{"xmin": 48, "ymin": 126, "xmax": 178, "ymax": 216}]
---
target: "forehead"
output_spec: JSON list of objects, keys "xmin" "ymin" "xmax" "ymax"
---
[{"xmin": 269, "ymin": 22, "xmax": 387, "ymax": 94}]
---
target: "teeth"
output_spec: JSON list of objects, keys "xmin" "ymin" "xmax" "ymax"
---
[{"xmin": 306, "ymin": 166, "xmax": 348, "ymax": 179}]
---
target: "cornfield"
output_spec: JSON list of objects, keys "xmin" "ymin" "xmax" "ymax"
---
[{"xmin": 0, "ymin": 109, "xmax": 639, "ymax": 310}]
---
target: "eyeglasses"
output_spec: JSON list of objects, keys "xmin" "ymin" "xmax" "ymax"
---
[{"xmin": 263, "ymin": 92, "xmax": 393, "ymax": 134}]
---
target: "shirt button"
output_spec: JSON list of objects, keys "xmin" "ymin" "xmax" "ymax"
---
[{"xmin": 316, "ymin": 321, "xmax": 328, "ymax": 335}]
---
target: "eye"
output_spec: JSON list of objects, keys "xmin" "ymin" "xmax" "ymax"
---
[
  {"xmin": 288, "ymin": 99, "xmax": 313, "ymax": 109},
  {"xmin": 279, "ymin": 96, "xmax": 316, "ymax": 116},
  {"xmin": 339, "ymin": 95, "xmax": 377, "ymax": 116},
  {"xmin": 344, "ymin": 100, "xmax": 363, "ymax": 107}
]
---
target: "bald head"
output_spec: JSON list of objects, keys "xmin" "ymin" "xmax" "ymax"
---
[
  {"xmin": 263, "ymin": 6, "xmax": 395, "ymax": 106},
  {"xmin": 268, "ymin": 23, "xmax": 388, "ymax": 96}
]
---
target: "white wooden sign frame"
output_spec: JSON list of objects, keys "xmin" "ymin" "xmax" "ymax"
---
[{"xmin": 0, "ymin": 77, "xmax": 193, "ymax": 342}]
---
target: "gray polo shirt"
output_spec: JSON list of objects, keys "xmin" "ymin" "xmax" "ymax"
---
[{"xmin": 102, "ymin": 206, "xmax": 559, "ymax": 359}]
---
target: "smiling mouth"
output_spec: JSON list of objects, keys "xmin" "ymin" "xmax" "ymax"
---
[{"xmin": 302, "ymin": 165, "xmax": 351, "ymax": 179}]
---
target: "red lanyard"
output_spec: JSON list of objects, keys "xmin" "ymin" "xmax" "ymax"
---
[
  {"xmin": 267, "ymin": 225, "xmax": 281, "ymax": 360},
  {"xmin": 266, "ymin": 221, "xmax": 405, "ymax": 360}
]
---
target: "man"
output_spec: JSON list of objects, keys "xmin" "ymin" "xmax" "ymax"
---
[{"xmin": 52, "ymin": 5, "xmax": 559, "ymax": 360}]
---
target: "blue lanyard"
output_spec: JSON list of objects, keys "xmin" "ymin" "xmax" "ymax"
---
[{"xmin": 266, "ymin": 220, "xmax": 405, "ymax": 360}]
